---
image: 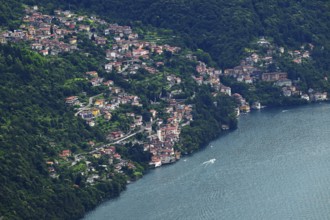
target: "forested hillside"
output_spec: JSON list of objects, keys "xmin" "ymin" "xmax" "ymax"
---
[
  {"xmin": 0, "ymin": 0, "xmax": 329, "ymax": 219},
  {"xmin": 0, "ymin": 44, "xmax": 129, "ymax": 219},
  {"xmin": 0, "ymin": 2, "xmax": 237, "ymax": 219}
]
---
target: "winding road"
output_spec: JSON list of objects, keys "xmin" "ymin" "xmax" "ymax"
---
[{"xmin": 74, "ymin": 93, "xmax": 103, "ymax": 116}]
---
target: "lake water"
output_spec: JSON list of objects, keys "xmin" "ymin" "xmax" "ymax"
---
[{"xmin": 84, "ymin": 103, "xmax": 330, "ymax": 220}]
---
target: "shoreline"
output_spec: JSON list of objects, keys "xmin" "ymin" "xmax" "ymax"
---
[{"xmin": 82, "ymin": 100, "xmax": 330, "ymax": 219}]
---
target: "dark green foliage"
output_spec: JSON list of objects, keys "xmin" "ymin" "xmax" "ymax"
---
[
  {"xmin": 0, "ymin": 0, "xmax": 329, "ymax": 219},
  {"xmin": 0, "ymin": 0, "xmax": 24, "ymax": 29},
  {"xmin": 180, "ymin": 86, "xmax": 237, "ymax": 153},
  {"xmin": 0, "ymin": 44, "xmax": 126, "ymax": 219},
  {"xmin": 119, "ymin": 143, "xmax": 151, "ymax": 164}
]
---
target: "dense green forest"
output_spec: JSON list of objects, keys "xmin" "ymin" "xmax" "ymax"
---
[
  {"xmin": 179, "ymin": 88, "xmax": 237, "ymax": 153},
  {"xmin": 0, "ymin": 0, "xmax": 330, "ymax": 219},
  {"xmin": 0, "ymin": 44, "xmax": 129, "ymax": 219}
]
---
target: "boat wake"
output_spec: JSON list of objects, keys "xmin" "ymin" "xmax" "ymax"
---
[
  {"xmin": 282, "ymin": 110, "xmax": 288, "ymax": 113},
  {"xmin": 202, "ymin": 158, "xmax": 216, "ymax": 165}
]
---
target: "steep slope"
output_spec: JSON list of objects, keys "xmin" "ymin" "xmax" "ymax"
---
[
  {"xmin": 0, "ymin": 44, "xmax": 127, "ymax": 219},
  {"xmin": 0, "ymin": 0, "xmax": 329, "ymax": 219},
  {"xmin": 27, "ymin": 0, "xmax": 329, "ymax": 70}
]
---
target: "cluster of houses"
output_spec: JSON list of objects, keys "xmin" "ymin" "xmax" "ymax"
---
[
  {"xmin": 46, "ymin": 144, "xmax": 136, "ymax": 185},
  {"xmin": 1, "ymin": 6, "xmax": 148, "ymax": 56},
  {"xmin": 66, "ymin": 71, "xmax": 142, "ymax": 128},
  {"xmin": 53, "ymin": 9, "xmax": 196, "ymax": 170},
  {"xmin": 103, "ymin": 23, "xmax": 180, "ymax": 76},
  {"xmin": 46, "ymin": 149, "xmax": 72, "ymax": 179},
  {"xmin": 303, "ymin": 89, "xmax": 328, "ymax": 102},
  {"xmin": 85, "ymin": 144, "xmax": 136, "ymax": 183},
  {"xmin": 59, "ymin": 33, "xmax": 328, "ymax": 181},
  {"xmin": 256, "ymin": 37, "xmax": 312, "ymax": 64},
  {"xmin": 0, "ymin": 6, "xmax": 83, "ymax": 55},
  {"xmin": 286, "ymin": 45, "xmax": 312, "ymax": 64},
  {"xmin": 7, "ymin": 7, "xmax": 328, "ymax": 183},
  {"xmin": 194, "ymin": 61, "xmax": 222, "ymax": 89},
  {"xmin": 145, "ymin": 100, "xmax": 193, "ymax": 167},
  {"xmin": 223, "ymin": 37, "xmax": 327, "ymax": 102},
  {"xmin": 66, "ymin": 89, "xmax": 194, "ymax": 168},
  {"xmin": 65, "ymin": 70, "xmax": 195, "ymax": 168},
  {"xmin": 63, "ymin": 14, "xmax": 196, "ymax": 168},
  {"xmin": 193, "ymin": 61, "xmax": 236, "ymax": 98},
  {"xmin": 193, "ymin": 60, "xmax": 256, "ymax": 112}
]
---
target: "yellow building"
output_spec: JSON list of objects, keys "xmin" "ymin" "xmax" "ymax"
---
[
  {"xmin": 92, "ymin": 108, "xmax": 100, "ymax": 117},
  {"xmin": 92, "ymin": 153, "xmax": 101, "ymax": 159},
  {"xmin": 94, "ymin": 99, "xmax": 104, "ymax": 107}
]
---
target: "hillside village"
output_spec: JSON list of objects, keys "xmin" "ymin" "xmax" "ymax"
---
[
  {"xmin": 0, "ymin": 6, "xmax": 195, "ymax": 184},
  {"xmin": 222, "ymin": 37, "xmax": 327, "ymax": 107},
  {"xmin": 1, "ymin": 5, "xmax": 328, "ymax": 186}
]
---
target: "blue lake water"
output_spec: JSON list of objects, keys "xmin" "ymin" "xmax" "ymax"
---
[{"xmin": 84, "ymin": 103, "xmax": 330, "ymax": 220}]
